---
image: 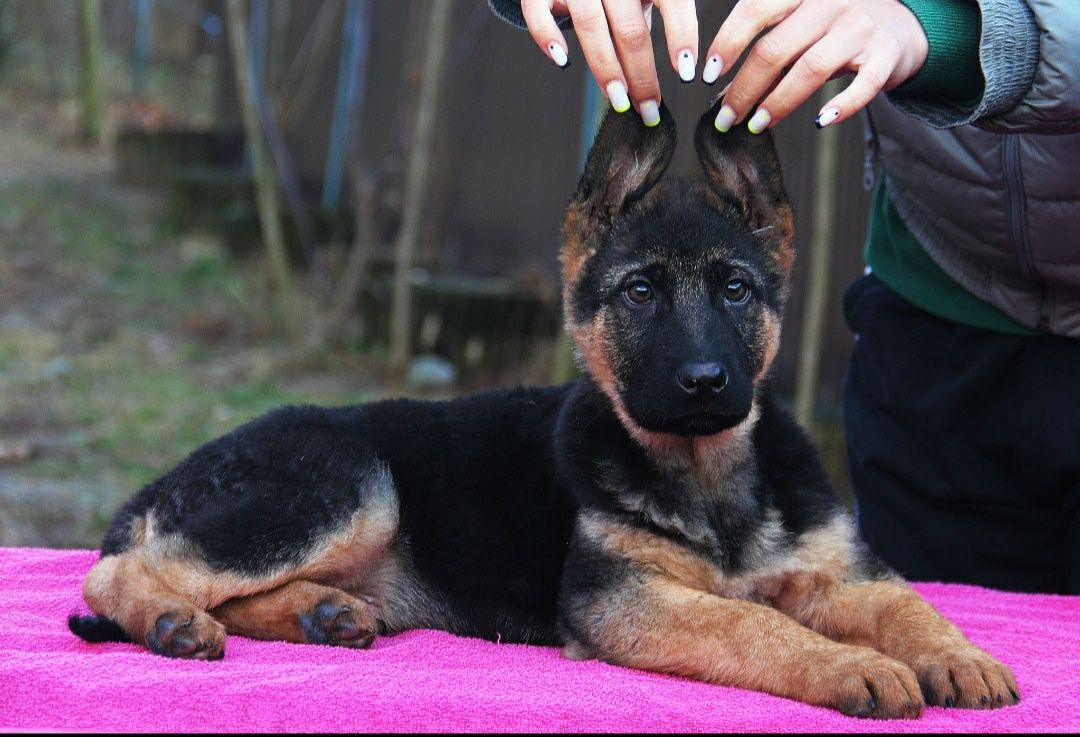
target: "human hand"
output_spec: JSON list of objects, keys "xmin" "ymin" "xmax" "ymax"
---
[
  {"xmin": 703, "ymin": 0, "xmax": 929, "ymax": 132},
  {"xmin": 520, "ymin": 0, "xmax": 699, "ymax": 126}
]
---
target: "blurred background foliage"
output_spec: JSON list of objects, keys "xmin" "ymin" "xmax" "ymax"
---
[{"xmin": 0, "ymin": 0, "xmax": 869, "ymax": 549}]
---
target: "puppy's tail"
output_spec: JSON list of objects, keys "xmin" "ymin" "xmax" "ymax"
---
[{"xmin": 68, "ymin": 612, "xmax": 132, "ymax": 643}]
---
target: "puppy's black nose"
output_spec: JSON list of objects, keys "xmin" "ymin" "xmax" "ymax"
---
[{"xmin": 676, "ymin": 362, "xmax": 728, "ymax": 395}]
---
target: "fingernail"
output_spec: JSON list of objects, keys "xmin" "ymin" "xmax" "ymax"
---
[
  {"xmin": 548, "ymin": 42, "xmax": 570, "ymax": 69},
  {"xmin": 677, "ymin": 49, "xmax": 695, "ymax": 83},
  {"xmin": 714, "ymin": 104, "xmax": 736, "ymax": 133},
  {"xmin": 606, "ymin": 80, "xmax": 631, "ymax": 113},
  {"xmin": 747, "ymin": 108, "xmax": 771, "ymax": 134},
  {"xmin": 639, "ymin": 99, "xmax": 660, "ymax": 127},
  {"xmin": 702, "ymin": 55, "xmax": 723, "ymax": 85},
  {"xmin": 815, "ymin": 106, "xmax": 840, "ymax": 129}
]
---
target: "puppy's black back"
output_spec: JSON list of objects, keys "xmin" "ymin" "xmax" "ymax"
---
[
  {"xmin": 101, "ymin": 385, "xmax": 578, "ymax": 643},
  {"xmin": 342, "ymin": 385, "xmax": 578, "ymax": 640}
]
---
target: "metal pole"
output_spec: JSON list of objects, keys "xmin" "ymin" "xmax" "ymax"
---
[
  {"xmin": 132, "ymin": 0, "xmax": 152, "ymax": 97},
  {"xmin": 322, "ymin": 0, "xmax": 371, "ymax": 211}
]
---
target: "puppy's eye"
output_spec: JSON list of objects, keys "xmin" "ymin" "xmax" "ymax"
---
[
  {"xmin": 624, "ymin": 279, "xmax": 654, "ymax": 305},
  {"xmin": 724, "ymin": 279, "xmax": 751, "ymax": 304}
]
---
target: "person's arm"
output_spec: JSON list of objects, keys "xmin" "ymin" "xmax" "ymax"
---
[
  {"xmin": 886, "ymin": 0, "xmax": 985, "ymax": 114},
  {"xmin": 889, "ymin": 0, "xmax": 1080, "ymax": 134}
]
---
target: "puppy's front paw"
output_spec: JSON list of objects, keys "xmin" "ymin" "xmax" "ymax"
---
[
  {"xmin": 911, "ymin": 644, "xmax": 1020, "ymax": 709},
  {"xmin": 813, "ymin": 649, "xmax": 924, "ymax": 719},
  {"xmin": 146, "ymin": 609, "xmax": 225, "ymax": 659}
]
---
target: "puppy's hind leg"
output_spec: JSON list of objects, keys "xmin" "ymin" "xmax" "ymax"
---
[
  {"xmin": 211, "ymin": 580, "xmax": 383, "ymax": 648},
  {"xmin": 77, "ymin": 552, "xmax": 226, "ymax": 660}
]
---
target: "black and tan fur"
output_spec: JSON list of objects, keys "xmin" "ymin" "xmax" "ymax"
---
[{"xmin": 69, "ymin": 101, "xmax": 1018, "ymax": 718}]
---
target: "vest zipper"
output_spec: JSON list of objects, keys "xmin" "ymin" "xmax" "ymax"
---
[
  {"xmin": 1001, "ymin": 135, "xmax": 1050, "ymax": 330},
  {"xmin": 861, "ymin": 108, "xmax": 879, "ymax": 191}
]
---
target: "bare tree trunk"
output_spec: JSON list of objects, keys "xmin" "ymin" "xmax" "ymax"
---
[
  {"xmin": 793, "ymin": 80, "xmax": 842, "ymax": 432},
  {"xmin": 225, "ymin": 0, "xmax": 298, "ymax": 339},
  {"xmin": 312, "ymin": 173, "xmax": 377, "ymax": 349},
  {"xmin": 388, "ymin": 0, "xmax": 454, "ymax": 374},
  {"xmin": 77, "ymin": 0, "xmax": 103, "ymax": 146}
]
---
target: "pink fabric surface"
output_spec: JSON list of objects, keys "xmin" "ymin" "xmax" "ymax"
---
[{"xmin": 1, "ymin": 547, "xmax": 1077, "ymax": 733}]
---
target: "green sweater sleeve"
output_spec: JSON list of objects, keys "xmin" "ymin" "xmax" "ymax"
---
[{"xmin": 892, "ymin": 0, "xmax": 985, "ymax": 111}]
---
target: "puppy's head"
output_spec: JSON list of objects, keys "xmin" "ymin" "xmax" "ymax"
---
[{"xmin": 562, "ymin": 102, "xmax": 794, "ymax": 441}]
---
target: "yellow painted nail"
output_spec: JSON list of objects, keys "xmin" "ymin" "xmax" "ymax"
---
[
  {"xmin": 714, "ymin": 104, "xmax": 736, "ymax": 133},
  {"xmin": 747, "ymin": 108, "xmax": 771, "ymax": 134},
  {"xmin": 640, "ymin": 100, "xmax": 660, "ymax": 127},
  {"xmin": 606, "ymin": 81, "xmax": 631, "ymax": 113}
]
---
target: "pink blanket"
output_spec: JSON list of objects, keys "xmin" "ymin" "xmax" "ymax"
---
[{"xmin": 1, "ymin": 547, "xmax": 1077, "ymax": 733}]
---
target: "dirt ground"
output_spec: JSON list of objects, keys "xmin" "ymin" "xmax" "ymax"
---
[{"xmin": 0, "ymin": 93, "xmax": 392, "ymax": 549}]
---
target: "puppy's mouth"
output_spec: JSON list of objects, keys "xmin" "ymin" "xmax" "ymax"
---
[{"xmin": 630, "ymin": 408, "xmax": 751, "ymax": 437}]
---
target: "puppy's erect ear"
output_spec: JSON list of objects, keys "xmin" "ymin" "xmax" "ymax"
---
[
  {"xmin": 573, "ymin": 105, "xmax": 677, "ymax": 228},
  {"xmin": 562, "ymin": 105, "xmax": 677, "ymax": 285},
  {"xmin": 694, "ymin": 101, "xmax": 794, "ymax": 277}
]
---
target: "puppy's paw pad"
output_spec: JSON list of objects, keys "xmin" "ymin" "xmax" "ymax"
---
[
  {"xmin": 299, "ymin": 596, "xmax": 377, "ymax": 648},
  {"xmin": 147, "ymin": 610, "xmax": 225, "ymax": 660}
]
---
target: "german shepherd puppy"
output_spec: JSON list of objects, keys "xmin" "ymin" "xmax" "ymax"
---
[{"xmin": 70, "ymin": 101, "xmax": 1018, "ymax": 718}]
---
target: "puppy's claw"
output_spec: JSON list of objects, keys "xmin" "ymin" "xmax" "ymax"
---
[
  {"xmin": 815, "ymin": 650, "xmax": 923, "ymax": 719},
  {"xmin": 910, "ymin": 644, "xmax": 1019, "ymax": 710}
]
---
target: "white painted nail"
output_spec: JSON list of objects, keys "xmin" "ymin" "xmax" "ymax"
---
[
  {"xmin": 639, "ymin": 99, "xmax": 661, "ymax": 127},
  {"xmin": 548, "ymin": 42, "xmax": 569, "ymax": 68},
  {"xmin": 747, "ymin": 108, "xmax": 772, "ymax": 134},
  {"xmin": 815, "ymin": 106, "xmax": 840, "ymax": 129},
  {"xmin": 714, "ymin": 104, "xmax": 736, "ymax": 133},
  {"xmin": 702, "ymin": 55, "xmax": 723, "ymax": 85},
  {"xmin": 677, "ymin": 49, "xmax": 696, "ymax": 83},
  {"xmin": 606, "ymin": 80, "xmax": 631, "ymax": 113}
]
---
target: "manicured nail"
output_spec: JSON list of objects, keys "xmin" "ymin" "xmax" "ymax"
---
[
  {"xmin": 714, "ymin": 104, "xmax": 736, "ymax": 133},
  {"xmin": 747, "ymin": 108, "xmax": 771, "ymax": 134},
  {"xmin": 639, "ymin": 99, "xmax": 660, "ymax": 127},
  {"xmin": 606, "ymin": 80, "xmax": 631, "ymax": 113},
  {"xmin": 815, "ymin": 106, "xmax": 840, "ymax": 129},
  {"xmin": 548, "ymin": 42, "xmax": 570, "ymax": 69},
  {"xmin": 702, "ymin": 55, "xmax": 723, "ymax": 85},
  {"xmin": 677, "ymin": 49, "xmax": 695, "ymax": 83}
]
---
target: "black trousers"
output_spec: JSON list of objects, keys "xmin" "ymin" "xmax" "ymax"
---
[{"xmin": 843, "ymin": 274, "xmax": 1080, "ymax": 594}]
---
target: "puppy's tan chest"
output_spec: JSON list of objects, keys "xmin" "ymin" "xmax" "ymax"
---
[{"xmin": 580, "ymin": 510, "xmax": 856, "ymax": 603}]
